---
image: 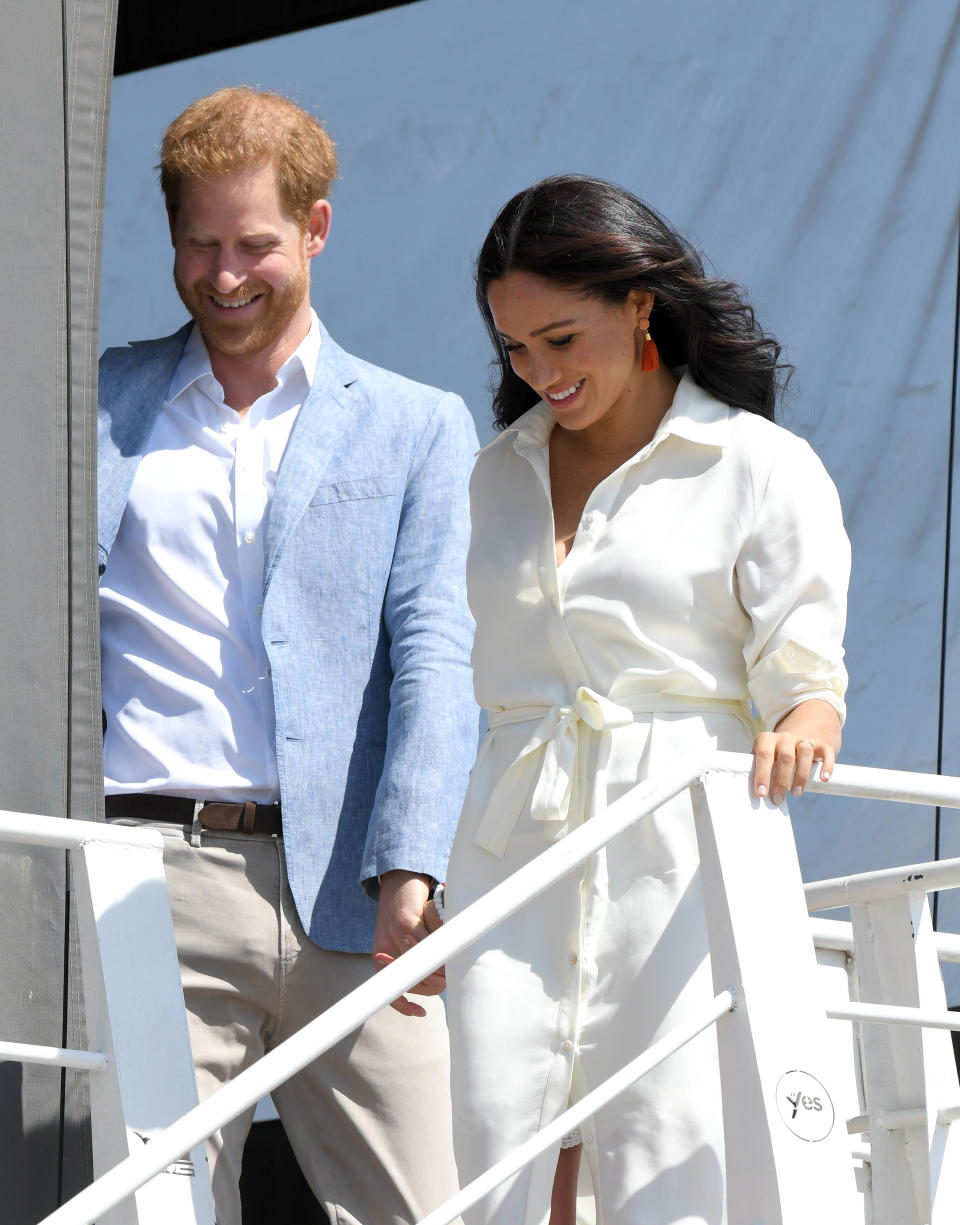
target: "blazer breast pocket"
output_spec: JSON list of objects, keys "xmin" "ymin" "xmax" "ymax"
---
[
  {"xmin": 295, "ymin": 474, "xmax": 404, "ymax": 651},
  {"xmin": 308, "ymin": 473, "xmax": 401, "ymax": 507}
]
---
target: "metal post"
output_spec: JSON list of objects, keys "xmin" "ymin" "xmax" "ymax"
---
[
  {"xmin": 846, "ymin": 887, "xmax": 960, "ymax": 1225},
  {"xmin": 71, "ymin": 836, "xmax": 215, "ymax": 1225},
  {"xmin": 692, "ymin": 767, "xmax": 862, "ymax": 1224}
]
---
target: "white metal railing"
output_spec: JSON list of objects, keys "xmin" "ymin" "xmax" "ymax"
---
[
  {"xmin": 33, "ymin": 758, "xmax": 706, "ymax": 1225},
  {"xmin": 0, "ymin": 1040, "xmax": 108, "ymax": 1071},
  {"xmin": 13, "ymin": 752, "xmax": 960, "ymax": 1225},
  {"xmin": 418, "ymin": 989, "xmax": 737, "ymax": 1225},
  {"xmin": 797, "ymin": 783, "xmax": 960, "ymax": 1225},
  {"xmin": 0, "ymin": 817, "xmax": 165, "ymax": 1078},
  {"xmin": 827, "ymin": 1000, "xmax": 960, "ymax": 1031},
  {"xmin": 811, "ymin": 916, "xmax": 960, "ymax": 963},
  {"xmin": 0, "ymin": 809, "xmax": 216, "ymax": 1225}
]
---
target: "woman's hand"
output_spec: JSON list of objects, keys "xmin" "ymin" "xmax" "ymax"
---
[{"xmin": 752, "ymin": 699, "xmax": 842, "ymax": 805}]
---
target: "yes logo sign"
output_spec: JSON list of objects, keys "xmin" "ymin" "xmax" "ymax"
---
[{"xmin": 774, "ymin": 1071, "xmax": 835, "ymax": 1142}]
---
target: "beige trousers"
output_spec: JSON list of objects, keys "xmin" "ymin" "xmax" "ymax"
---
[{"xmin": 112, "ymin": 820, "xmax": 460, "ymax": 1225}]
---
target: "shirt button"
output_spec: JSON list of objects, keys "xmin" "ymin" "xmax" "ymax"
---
[
  {"xmin": 254, "ymin": 605, "xmax": 263, "ymax": 615},
  {"xmin": 569, "ymin": 953, "xmax": 578, "ymax": 966},
  {"xmin": 583, "ymin": 514, "xmax": 594, "ymax": 528},
  {"xmin": 244, "ymin": 530, "xmax": 256, "ymax": 544},
  {"xmin": 561, "ymin": 1040, "xmax": 574, "ymax": 1053},
  {"xmin": 550, "ymin": 594, "xmax": 559, "ymax": 607}
]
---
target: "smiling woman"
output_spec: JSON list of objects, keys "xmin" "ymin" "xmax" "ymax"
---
[
  {"xmin": 487, "ymin": 273, "xmax": 658, "ymax": 439},
  {"xmin": 476, "ymin": 175, "xmax": 788, "ymax": 432},
  {"xmin": 441, "ymin": 174, "xmax": 850, "ymax": 1225}
]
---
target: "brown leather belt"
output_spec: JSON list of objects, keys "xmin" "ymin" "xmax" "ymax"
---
[{"xmin": 105, "ymin": 793, "xmax": 282, "ymax": 836}]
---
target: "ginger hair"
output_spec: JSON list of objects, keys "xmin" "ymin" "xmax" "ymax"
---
[{"xmin": 160, "ymin": 87, "xmax": 338, "ymax": 225}]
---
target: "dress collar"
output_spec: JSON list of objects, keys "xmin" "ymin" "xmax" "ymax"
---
[
  {"xmin": 477, "ymin": 369, "xmax": 732, "ymax": 461},
  {"xmin": 662, "ymin": 371, "xmax": 732, "ymax": 448}
]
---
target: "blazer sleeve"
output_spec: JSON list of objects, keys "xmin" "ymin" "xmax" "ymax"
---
[{"xmin": 359, "ymin": 392, "xmax": 480, "ymax": 891}]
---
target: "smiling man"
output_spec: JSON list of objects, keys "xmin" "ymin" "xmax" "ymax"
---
[{"xmin": 97, "ymin": 88, "xmax": 478, "ymax": 1225}]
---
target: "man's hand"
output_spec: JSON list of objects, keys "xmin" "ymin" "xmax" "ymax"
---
[{"xmin": 372, "ymin": 870, "xmax": 446, "ymax": 1017}]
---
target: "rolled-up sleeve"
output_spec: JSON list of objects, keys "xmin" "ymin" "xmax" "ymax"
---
[{"xmin": 737, "ymin": 435, "xmax": 850, "ymax": 730}]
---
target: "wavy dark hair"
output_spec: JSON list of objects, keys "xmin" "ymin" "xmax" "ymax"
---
[{"xmin": 476, "ymin": 174, "xmax": 792, "ymax": 429}]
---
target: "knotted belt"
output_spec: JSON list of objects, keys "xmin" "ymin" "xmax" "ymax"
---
[{"xmin": 472, "ymin": 688, "xmax": 750, "ymax": 857}]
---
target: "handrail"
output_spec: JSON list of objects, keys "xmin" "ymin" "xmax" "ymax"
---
[
  {"xmin": 418, "ymin": 989, "xmax": 737, "ymax": 1225},
  {"xmin": 810, "ymin": 915, "xmax": 960, "ymax": 962},
  {"xmin": 730, "ymin": 752, "xmax": 960, "ymax": 808},
  {"xmin": 0, "ymin": 808, "xmax": 163, "ymax": 851},
  {"xmin": 805, "ymin": 858, "xmax": 960, "ymax": 911},
  {"xmin": 827, "ymin": 1001, "xmax": 960, "ymax": 1031},
  {"xmin": 31, "ymin": 751, "xmax": 960, "ymax": 1225},
  {"xmin": 0, "ymin": 1041, "xmax": 107, "ymax": 1071},
  {"xmin": 0, "ymin": 813, "xmax": 166, "ymax": 1080},
  {"xmin": 37, "ymin": 757, "xmax": 707, "ymax": 1225}
]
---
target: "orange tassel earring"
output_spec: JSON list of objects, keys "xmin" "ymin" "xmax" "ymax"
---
[{"xmin": 640, "ymin": 329, "xmax": 659, "ymax": 372}]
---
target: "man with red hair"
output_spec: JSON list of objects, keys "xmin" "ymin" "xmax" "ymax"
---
[{"xmin": 98, "ymin": 88, "xmax": 477, "ymax": 1224}]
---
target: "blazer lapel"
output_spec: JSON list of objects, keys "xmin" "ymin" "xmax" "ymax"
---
[
  {"xmin": 98, "ymin": 324, "xmax": 192, "ymax": 563},
  {"xmin": 264, "ymin": 322, "xmax": 361, "ymax": 590}
]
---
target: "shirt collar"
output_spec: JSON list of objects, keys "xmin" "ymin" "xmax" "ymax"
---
[
  {"xmin": 662, "ymin": 370, "xmax": 731, "ymax": 448},
  {"xmin": 167, "ymin": 310, "xmax": 322, "ymax": 405},
  {"xmin": 484, "ymin": 369, "xmax": 731, "ymax": 460}
]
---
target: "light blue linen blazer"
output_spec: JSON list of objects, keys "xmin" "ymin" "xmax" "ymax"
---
[{"xmin": 98, "ymin": 320, "xmax": 479, "ymax": 953}]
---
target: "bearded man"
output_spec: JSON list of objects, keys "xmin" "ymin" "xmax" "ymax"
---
[{"xmin": 98, "ymin": 87, "xmax": 477, "ymax": 1225}]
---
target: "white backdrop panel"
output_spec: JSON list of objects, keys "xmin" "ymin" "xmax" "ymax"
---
[{"xmin": 100, "ymin": 0, "xmax": 960, "ymax": 983}]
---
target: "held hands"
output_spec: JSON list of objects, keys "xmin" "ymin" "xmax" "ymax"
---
[
  {"xmin": 372, "ymin": 870, "xmax": 446, "ymax": 1017},
  {"xmin": 423, "ymin": 896, "xmax": 443, "ymax": 934},
  {"xmin": 752, "ymin": 699, "xmax": 842, "ymax": 805}
]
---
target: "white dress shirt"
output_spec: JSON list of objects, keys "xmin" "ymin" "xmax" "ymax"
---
[
  {"xmin": 101, "ymin": 315, "xmax": 321, "ymax": 800},
  {"xmin": 466, "ymin": 371, "xmax": 849, "ymax": 741}
]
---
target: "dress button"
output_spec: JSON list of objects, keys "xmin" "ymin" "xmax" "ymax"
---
[
  {"xmin": 583, "ymin": 514, "xmax": 594, "ymax": 528},
  {"xmin": 244, "ymin": 530, "xmax": 256, "ymax": 544}
]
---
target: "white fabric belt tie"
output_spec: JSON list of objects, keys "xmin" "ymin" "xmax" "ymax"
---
[{"xmin": 473, "ymin": 689, "xmax": 750, "ymax": 857}]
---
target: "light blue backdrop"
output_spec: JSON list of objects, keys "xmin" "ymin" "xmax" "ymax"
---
[{"xmin": 100, "ymin": 0, "xmax": 960, "ymax": 990}]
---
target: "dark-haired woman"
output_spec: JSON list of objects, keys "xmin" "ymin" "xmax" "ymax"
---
[{"xmin": 441, "ymin": 176, "xmax": 850, "ymax": 1225}]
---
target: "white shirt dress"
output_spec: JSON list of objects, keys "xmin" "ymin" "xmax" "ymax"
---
[{"xmin": 444, "ymin": 374, "xmax": 850, "ymax": 1225}]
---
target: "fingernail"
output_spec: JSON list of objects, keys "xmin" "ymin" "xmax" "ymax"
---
[
  {"xmin": 821, "ymin": 770, "xmax": 831, "ymax": 781},
  {"xmin": 772, "ymin": 793, "xmax": 783, "ymax": 805},
  {"xmin": 401, "ymin": 936, "xmax": 414, "ymax": 949},
  {"xmin": 756, "ymin": 784, "xmax": 767, "ymax": 797},
  {"xmin": 792, "ymin": 785, "xmax": 803, "ymax": 796}
]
